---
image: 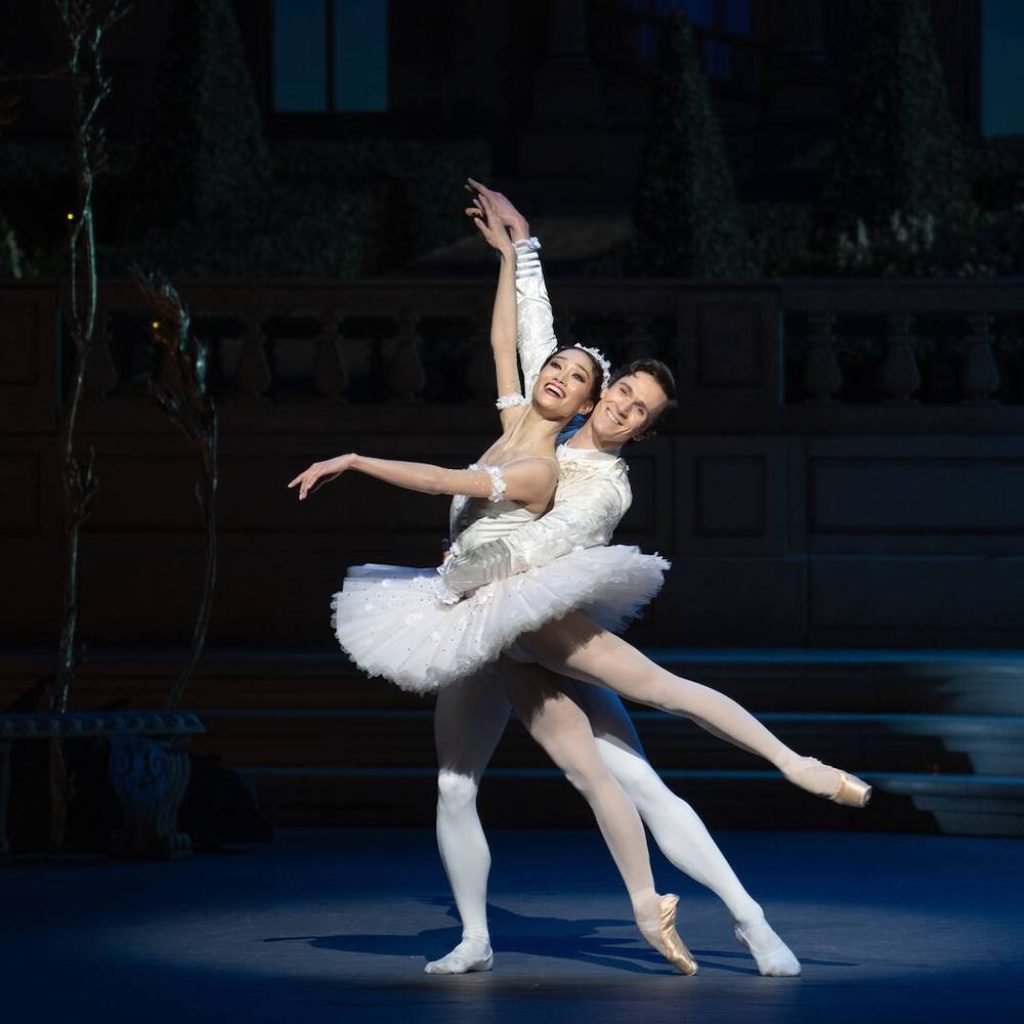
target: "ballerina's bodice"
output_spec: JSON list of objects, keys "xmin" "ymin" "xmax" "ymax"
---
[{"xmin": 448, "ymin": 462, "xmax": 545, "ymax": 557}]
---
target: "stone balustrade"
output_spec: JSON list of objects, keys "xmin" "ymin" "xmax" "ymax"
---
[{"xmin": 6, "ymin": 276, "xmax": 1021, "ymax": 421}]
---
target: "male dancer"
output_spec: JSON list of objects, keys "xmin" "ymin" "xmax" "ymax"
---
[{"xmin": 425, "ymin": 183, "xmax": 800, "ymax": 977}]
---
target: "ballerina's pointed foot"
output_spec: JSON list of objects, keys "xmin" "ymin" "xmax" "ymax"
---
[
  {"xmin": 784, "ymin": 756, "xmax": 872, "ymax": 808},
  {"xmin": 833, "ymin": 770, "xmax": 872, "ymax": 807},
  {"xmin": 735, "ymin": 918, "xmax": 801, "ymax": 977},
  {"xmin": 637, "ymin": 894, "xmax": 698, "ymax": 975},
  {"xmin": 424, "ymin": 936, "xmax": 494, "ymax": 975}
]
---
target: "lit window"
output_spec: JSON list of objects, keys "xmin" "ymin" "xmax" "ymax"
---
[
  {"xmin": 272, "ymin": 0, "xmax": 388, "ymax": 114},
  {"xmin": 982, "ymin": 0, "xmax": 1024, "ymax": 136}
]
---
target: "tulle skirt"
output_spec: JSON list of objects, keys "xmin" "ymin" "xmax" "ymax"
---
[{"xmin": 331, "ymin": 546, "xmax": 669, "ymax": 694}]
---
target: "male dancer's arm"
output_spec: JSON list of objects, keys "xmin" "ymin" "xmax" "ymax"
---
[
  {"xmin": 491, "ymin": 236, "xmax": 559, "ymax": 407},
  {"xmin": 512, "ymin": 237, "xmax": 559, "ymax": 398},
  {"xmin": 467, "ymin": 179, "xmax": 558, "ymax": 404},
  {"xmin": 438, "ymin": 477, "xmax": 627, "ymax": 597},
  {"xmin": 437, "ymin": 233, "xmax": 627, "ymax": 596},
  {"xmin": 437, "ymin": 229, "xmax": 630, "ymax": 595}
]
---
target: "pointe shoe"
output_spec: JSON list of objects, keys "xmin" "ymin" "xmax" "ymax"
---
[
  {"xmin": 637, "ymin": 894, "xmax": 698, "ymax": 975},
  {"xmin": 832, "ymin": 770, "xmax": 872, "ymax": 808},
  {"xmin": 787, "ymin": 757, "xmax": 872, "ymax": 808}
]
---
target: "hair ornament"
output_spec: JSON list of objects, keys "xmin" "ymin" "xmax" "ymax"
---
[{"xmin": 574, "ymin": 344, "xmax": 612, "ymax": 391}]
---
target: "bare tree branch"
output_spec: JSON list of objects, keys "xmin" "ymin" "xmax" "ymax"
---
[
  {"xmin": 52, "ymin": 0, "xmax": 133, "ymax": 713},
  {"xmin": 133, "ymin": 270, "xmax": 219, "ymax": 710}
]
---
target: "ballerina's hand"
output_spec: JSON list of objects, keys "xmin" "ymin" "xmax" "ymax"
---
[
  {"xmin": 465, "ymin": 178, "xmax": 528, "ymax": 237},
  {"xmin": 288, "ymin": 454, "xmax": 355, "ymax": 500},
  {"xmin": 465, "ymin": 190, "xmax": 514, "ymax": 255}
]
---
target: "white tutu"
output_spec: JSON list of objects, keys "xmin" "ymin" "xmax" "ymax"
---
[{"xmin": 331, "ymin": 546, "xmax": 669, "ymax": 694}]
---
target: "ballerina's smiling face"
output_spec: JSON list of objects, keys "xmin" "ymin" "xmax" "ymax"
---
[{"xmin": 531, "ymin": 348, "xmax": 600, "ymax": 422}]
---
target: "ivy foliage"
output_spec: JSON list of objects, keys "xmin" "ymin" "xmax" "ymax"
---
[
  {"xmin": 822, "ymin": 0, "xmax": 970, "ymax": 240},
  {"xmin": 630, "ymin": 14, "xmax": 755, "ymax": 277}
]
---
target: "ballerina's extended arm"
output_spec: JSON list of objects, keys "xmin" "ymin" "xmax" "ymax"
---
[{"xmin": 288, "ymin": 453, "xmax": 556, "ymax": 508}]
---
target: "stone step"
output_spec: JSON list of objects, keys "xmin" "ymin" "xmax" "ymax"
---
[
  {"xmin": 237, "ymin": 766, "xmax": 1024, "ymax": 838},
  {"xmin": 191, "ymin": 709, "xmax": 1024, "ymax": 777},
  {"xmin": 4, "ymin": 648, "xmax": 1023, "ymax": 715}
]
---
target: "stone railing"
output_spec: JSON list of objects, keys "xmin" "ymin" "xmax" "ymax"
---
[
  {"xmin": 781, "ymin": 280, "xmax": 1024, "ymax": 408},
  {"xmin": 49, "ymin": 277, "xmax": 1024, "ymax": 430}
]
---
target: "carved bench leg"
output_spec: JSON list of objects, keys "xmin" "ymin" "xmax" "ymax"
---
[{"xmin": 108, "ymin": 734, "xmax": 193, "ymax": 859}]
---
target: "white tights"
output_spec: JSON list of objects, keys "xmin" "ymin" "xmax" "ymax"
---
[
  {"xmin": 570, "ymin": 679, "xmax": 765, "ymax": 926},
  {"xmin": 429, "ymin": 657, "xmax": 799, "ymax": 975},
  {"xmin": 429, "ymin": 668, "xmax": 663, "ymax": 973},
  {"xmin": 521, "ymin": 612, "xmax": 844, "ymax": 798}
]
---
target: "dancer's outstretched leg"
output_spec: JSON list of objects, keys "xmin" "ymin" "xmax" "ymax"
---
[
  {"xmin": 503, "ymin": 666, "xmax": 696, "ymax": 974},
  {"xmin": 427, "ymin": 670, "xmax": 510, "ymax": 974},
  {"xmin": 574, "ymin": 681, "xmax": 801, "ymax": 977},
  {"xmin": 520, "ymin": 613, "xmax": 870, "ymax": 807}
]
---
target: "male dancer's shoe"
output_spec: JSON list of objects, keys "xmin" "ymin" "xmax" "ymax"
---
[
  {"xmin": 424, "ymin": 934, "xmax": 494, "ymax": 975},
  {"xmin": 735, "ymin": 918, "xmax": 801, "ymax": 977}
]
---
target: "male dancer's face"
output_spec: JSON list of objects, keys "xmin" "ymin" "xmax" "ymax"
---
[{"xmin": 586, "ymin": 371, "xmax": 669, "ymax": 450}]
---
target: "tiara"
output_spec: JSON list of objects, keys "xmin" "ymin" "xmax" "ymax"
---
[{"xmin": 574, "ymin": 344, "xmax": 612, "ymax": 390}]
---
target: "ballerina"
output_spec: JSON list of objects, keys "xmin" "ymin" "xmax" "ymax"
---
[{"xmin": 290, "ymin": 193, "xmax": 696, "ymax": 973}]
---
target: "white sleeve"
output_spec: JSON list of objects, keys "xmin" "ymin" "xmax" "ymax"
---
[
  {"xmin": 515, "ymin": 236, "xmax": 558, "ymax": 399},
  {"xmin": 502, "ymin": 479, "xmax": 625, "ymax": 573},
  {"xmin": 436, "ymin": 479, "xmax": 625, "ymax": 599}
]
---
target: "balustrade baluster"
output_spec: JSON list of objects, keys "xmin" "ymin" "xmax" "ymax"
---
[
  {"xmin": 880, "ymin": 312, "xmax": 921, "ymax": 404},
  {"xmin": 388, "ymin": 313, "xmax": 426, "ymax": 402},
  {"xmin": 313, "ymin": 313, "xmax": 348, "ymax": 401},
  {"xmin": 801, "ymin": 312, "xmax": 841, "ymax": 405},
  {"xmin": 961, "ymin": 312, "xmax": 1000, "ymax": 405}
]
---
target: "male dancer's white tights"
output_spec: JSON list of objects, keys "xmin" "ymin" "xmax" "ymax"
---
[
  {"xmin": 430, "ymin": 666, "xmax": 668, "ymax": 974},
  {"xmin": 428, "ymin": 659, "xmax": 799, "ymax": 976}
]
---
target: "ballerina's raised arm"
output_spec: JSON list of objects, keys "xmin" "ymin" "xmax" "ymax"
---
[{"xmin": 287, "ymin": 190, "xmax": 595, "ymax": 515}]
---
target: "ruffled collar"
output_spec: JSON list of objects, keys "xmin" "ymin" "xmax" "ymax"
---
[{"xmin": 556, "ymin": 442, "xmax": 627, "ymax": 473}]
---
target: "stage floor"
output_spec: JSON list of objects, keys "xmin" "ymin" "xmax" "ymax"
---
[{"xmin": 3, "ymin": 828, "xmax": 1022, "ymax": 1023}]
